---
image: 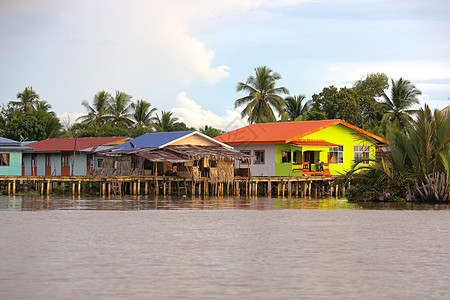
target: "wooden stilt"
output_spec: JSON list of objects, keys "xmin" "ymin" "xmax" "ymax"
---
[
  {"xmin": 267, "ymin": 180, "xmax": 271, "ymax": 197},
  {"xmin": 12, "ymin": 180, "xmax": 16, "ymax": 195},
  {"xmin": 78, "ymin": 181, "xmax": 81, "ymax": 196}
]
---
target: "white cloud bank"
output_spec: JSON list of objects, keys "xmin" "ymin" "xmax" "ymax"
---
[{"xmin": 172, "ymin": 92, "xmax": 247, "ymax": 131}]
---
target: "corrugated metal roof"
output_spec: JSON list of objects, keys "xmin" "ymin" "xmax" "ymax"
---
[
  {"xmin": 215, "ymin": 119, "xmax": 387, "ymax": 145},
  {"xmin": 27, "ymin": 137, "xmax": 130, "ymax": 152},
  {"xmin": 165, "ymin": 145, "xmax": 249, "ymax": 160},
  {"xmin": 0, "ymin": 137, "xmax": 21, "ymax": 146},
  {"xmin": 111, "ymin": 131, "xmax": 196, "ymax": 151}
]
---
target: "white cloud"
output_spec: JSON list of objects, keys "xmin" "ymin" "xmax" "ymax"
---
[
  {"xmin": 171, "ymin": 92, "xmax": 247, "ymax": 131},
  {"xmin": 57, "ymin": 112, "xmax": 84, "ymax": 128}
]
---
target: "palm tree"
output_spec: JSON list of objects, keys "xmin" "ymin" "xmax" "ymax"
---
[
  {"xmin": 131, "ymin": 100, "xmax": 157, "ymax": 128},
  {"xmin": 153, "ymin": 111, "xmax": 178, "ymax": 132},
  {"xmin": 382, "ymin": 78, "xmax": 421, "ymax": 129},
  {"xmin": 77, "ymin": 91, "xmax": 111, "ymax": 127},
  {"xmin": 234, "ymin": 66, "xmax": 289, "ymax": 123},
  {"xmin": 107, "ymin": 91, "xmax": 133, "ymax": 127},
  {"xmin": 199, "ymin": 125, "xmax": 225, "ymax": 138},
  {"xmin": 284, "ymin": 94, "xmax": 308, "ymax": 121},
  {"xmin": 10, "ymin": 87, "xmax": 39, "ymax": 113}
]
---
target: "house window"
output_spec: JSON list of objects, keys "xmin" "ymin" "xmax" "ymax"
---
[
  {"xmin": 45, "ymin": 154, "xmax": 51, "ymax": 167},
  {"xmin": 354, "ymin": 145, "xmax": 370, "ymax": 164},
  {"xmin": 0, "ymin": 153, "xmax": 10, "ymax": 166},
  {"xmin": 329, "ymin": 145, "xmax": 344, "ymax": 164},
  {"xmin": 61, "ymin": 153, "xmax": 70, "ymax": 167},
  {"xmin": 97, "ymin": 158, "xmax": 103, "ymax": 169},
  {"xmin": 293, "ymin": 150, "xmax": 302, "ymax": 164},
  {"xmin": 240, "ymin": 150, "xmax": 251, "ymax": 165},
  {"xmin": 254, "ymin": 150, "xmax": 265, "ymax": 164},
  {"xmin": 281, "ymin": 150, "xmax": 291, "ymax": 163}
]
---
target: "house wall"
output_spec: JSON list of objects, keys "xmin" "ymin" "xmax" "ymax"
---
[
  {"xmin": 233, "ymin": 144, "xmax": 276, "ymax": 176},
  {"xmin": 23, "ymin": 152, "xmax": 87, "ymax": 176},
  {"xmin": 303, "ymin": 124, "xmax": 377, "ymax": 175},
  {"xmin": 0, "ymin": 152, "xmax": 22, "ymax": 175},
  {"xmin": 171, "ymin": 134, "xmax": 218, "ymax": 146}
]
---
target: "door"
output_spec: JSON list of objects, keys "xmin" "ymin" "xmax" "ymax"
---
[
  {"xmin": 86, "ymin": 155, "xmax": 93, "ymax": 175},
  {"xmin": 61, "ymin": 152, "xmax": 70, "ymax": 176},
  {"xmin": 45, "ymin": 154, "xmax": 51, "ymax": 176},
  {"xmin": 31, "ymin": 154, "xmax": 37, "ymax": 176}
]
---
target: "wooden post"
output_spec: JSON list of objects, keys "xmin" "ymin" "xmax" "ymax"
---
[
  {"xmin": 308, "ymin": 181, "xmax": 312, "ymax": 196},
  {"xmin": 137, "ymin": 180, "xmax": 141, "ymax": 195},
  {"xmin": 277, "ymin": 182, "xmax": 281, "ymax": 196},
  {"xmin": 282, "ymin": 182, "xmax": 285, "ymax": 197},
  {"xmin": 163, "ymin": 180, "xmax": 166, "ymax": 196},
  {"xmin": 7, "ymin": 182, "xmax": 11, "ymax": 195},
  {"xmin": 78, "ymin": 181, "xmax": 81, "ymax": 196},
  {"xmin": 295, "ymin": 181, "xmax": 299, "ymax": 197},
  {"xmin": 335, "ymin": 185, "xmax": 339, "ymax": 197},
  {"xmin": 40, "ymin": 182, "xmax": 44, "ymax": 195},
  {"xmin": 267, "ymin": 180, "xmax": 271, "ymax": 197},
  {"xmin": 12, "ymin": 180, "xmax": 16, "ymax": 195},
  {"xmin": 254, "ymin": 181, "xmax": 258, "ymax": 196},
  {"xmin": 288, "ymin": 181, "xmax": 292, "ymax": 197},
  {"xmin": 155, "ymin": 179, "xmax": 159, "ymax": 195},
  {"xmin": 102, "ymin": 182, "xmax": 106, "ymax": 196},
  {"xmin": 145, "ymin": 181, "xmax": 148, "ymax": 195}
]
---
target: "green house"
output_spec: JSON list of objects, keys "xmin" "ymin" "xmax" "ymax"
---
[
  {"xmin": 0, "ymin": 137, "xmax": 33, "ymax": 176},
  {"xmin": 215, "ymin": 119, "xmax": 387, "ymax": 177}
]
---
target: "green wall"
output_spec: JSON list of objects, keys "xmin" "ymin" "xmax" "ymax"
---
[
  {"xmin": 0, "ymin": 152, "xmax": 22, "ymax": 176},
  {"xmin": 273, "ymin": 124, "xmax": 377, "ymax": 176}
]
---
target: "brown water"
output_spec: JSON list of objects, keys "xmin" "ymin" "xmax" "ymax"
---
[{"xmin": 1, "ymin": 196, "xmax": 450, "ymax": 299}]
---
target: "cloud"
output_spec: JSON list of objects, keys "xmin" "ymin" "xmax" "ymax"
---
[
  {"xmin": 171, "ymin": 92, "xmax": 247, "ymax": 131},
  {"xmin": 57, "ymin": 112, "xmax": 84, "ymax": 128}
]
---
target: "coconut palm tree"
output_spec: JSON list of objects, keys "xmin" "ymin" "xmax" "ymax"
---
[
  {"xmin": 153, "ymin": 111, "xmax": 178, "ymax": 132},
  {"xmin": 235, "ymin": 66, "xmax": 289, "ymax": 124},
  {"xmin": 107, "ymin": 91, "xmax": 133, "ymax": 127},
  {"xmin": 131, "ymin": 100, "xmax": 157, "ymax": 128},
  {"xmin": 284, "ymin": 94, "xmax": 308, "ymax": 121},
  {"xmin": 77, "ymin": 91, "xmax": 111, "ymax": 127},
  {"xmin": 10, "ymin": 87, "xmax": 39, "ymax": 113},
  {"xmin": 382, "ymin": 78, "xmax": 421, "ymax": 129}
]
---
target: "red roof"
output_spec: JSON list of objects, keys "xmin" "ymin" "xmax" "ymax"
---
[
  {"xmin": 27, "ymin": 137, "xmax": 130, "ymax": 152},
  {"xmin": 215, "ymin": 119, "xmax": 387, "ymax": 145}
]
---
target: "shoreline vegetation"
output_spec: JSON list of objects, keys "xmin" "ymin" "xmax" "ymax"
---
[{"xmin": 1, "ymin": 67, "xmax": 449, "ymax": 203}]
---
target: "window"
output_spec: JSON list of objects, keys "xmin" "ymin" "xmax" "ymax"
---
[
  {"xmin": 293, "ymin": 150, "xmax": 302, "ymax": 164},
  {"xmin": 97, "ymin": 158, "xmax": 103, "ymax": 169},
  {"xmin": 61, "ymin": 153, "xmax": 70, "ymax": 167},
  {"xmin": 254, "ymin": 150, "xmax": 265, "ymax": 164},
  {"xmin": 45, "ymin": 154, "xmax": 51, "ymax": 167},
  {"xmin": 0, "ymin": 153, "xmax": 10, "ymax": 166},
  {"xmin": 281, "ymin": 150, "xmax": 291, "ymax": 163},
  {"xmin": 329, "ymin": 145, "xmax": 344, "ymax": 164},
  {"xmin": 354, "ymin": 145, "xmax": 370, "ymax": 164}
]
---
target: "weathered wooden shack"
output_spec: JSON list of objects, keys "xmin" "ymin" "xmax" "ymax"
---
[{"xmin": 96, "ymin": 145, "xmax": 249, "ymax": 182}]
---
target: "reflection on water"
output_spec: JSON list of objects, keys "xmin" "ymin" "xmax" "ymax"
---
[{"xmin": 0, "ymin": 195, "xmax": 448, "ymax": 211}]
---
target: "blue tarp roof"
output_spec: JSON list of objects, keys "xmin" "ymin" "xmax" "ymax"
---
[
  {"xmin": 0, "ymin": 137, "xmax": 21, "ymax": 145},
  {"xmin": 0, "ymin": 137, "xmax": 33, "ymax": 151},
  {"xmin": 111, "ymin": 131, "xmax": 196, "ymax": 151}
]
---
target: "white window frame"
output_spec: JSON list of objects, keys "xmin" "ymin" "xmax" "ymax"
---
[
  {"xmin": 329, "ymin": 145, "xmax": 344, "ymax": 164},
  {"xmin": 354, "ymin": 145, "xmax": 370, "ymax": 164}
]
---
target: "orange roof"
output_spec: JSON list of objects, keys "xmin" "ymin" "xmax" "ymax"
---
[
  {"xmin": 290, "ymin": 139, "xmax": 339, "ymax": 147},
  {"xmin": 215, "ymin": 119, "xmax": 387, "ymax": 145}
]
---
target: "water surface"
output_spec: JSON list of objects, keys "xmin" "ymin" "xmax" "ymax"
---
[{"xmin": 0, "ymin": 196, "xmax": 449, "ymax": 299}]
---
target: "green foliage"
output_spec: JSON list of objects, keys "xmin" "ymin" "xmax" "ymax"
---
[
  {"xmin": 153, "ymin": 111, "xmax": 178, "ymax": 132},
  {"xmin": 284, "ymin": 94, "xmax": 308, "ymax": 121},
  {"xmin": 9, "ymin": 87, "xmax": 40, "ymax": 113},
  {"xmin": 382, "ymin": 78, "xmax": 421, "ymax": 130},
  {"xmin": 4, "ymin": 113, "xmax": 46, "ymax": 141},
  {"xmin": 77, "ymin": 91, "xmax": 111, "ymax": 127},
  {"xmin": 345, "ymin": 104, "xmax": 450, "ymax": 203},
  {"xmin": 309, "ymin": 86, "xmax": 363, "ymax": 127},
  {"xmin": 131, "ymin": 99, "xmax": 157, "ymax": 129},
  {"xmin": 235, "ymin": 66, "xmax": 289, "ymax": 123},
  {"xmin": 199, "ymin": 125, "xmax": 225, "ymax": 137},
  {"xmin": 107, "ymin": 91, "xmax": 133, "ymax": 127}
]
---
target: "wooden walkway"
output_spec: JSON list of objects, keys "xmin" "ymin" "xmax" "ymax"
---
[{"xmin": 0, "ymin": 174, "xmax": 344, "ymax": 197}]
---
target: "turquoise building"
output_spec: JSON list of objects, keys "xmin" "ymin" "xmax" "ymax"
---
[{"xmin": 0, "ymin": 137, "xmax": 33, "ymax": 176}]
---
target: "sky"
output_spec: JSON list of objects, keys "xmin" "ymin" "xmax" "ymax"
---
[{"xmin": 1, "ymin": 0, "xmax": 449, "ymax": 130}]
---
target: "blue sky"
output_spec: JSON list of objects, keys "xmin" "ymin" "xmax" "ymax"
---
[{"xmin": 1, "ymin": 0, "xmax": 449, "ymax": 130}]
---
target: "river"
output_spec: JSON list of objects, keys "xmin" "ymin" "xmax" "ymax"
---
[{"xmin": 0, "ymin": 195, "xmax": 449, "ymax": 299}]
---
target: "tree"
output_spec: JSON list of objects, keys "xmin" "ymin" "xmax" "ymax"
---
[
  {"xmin": 199, "ymin": 125, "xmax": 225, "ymax": 137},
  {"xmin": 9, "ymin": 87, "xmax": 39, "ymax": 113},
  {"xmin": 352, "ymin": 73, "xmax": 389, "ymax": 131},
  {"xmin": 107, "ymin": 91, "xmax": 133, "ymax": 127},
  {"xmin": 308, "ymin": 86, "xmax": 363, "ymax": 127},
  {"xmin": 77, "ymin": 91, "xmax": 111, "ymax": 127},
  {"xmin": 131, "ymin": 99, "xmax": 157, "ymax": 129},
  {"xmin": 382, "ymin": 78, "xmax": 421, "ymax": 129},
  {"xmin": 235, "ymin": 66, "xmax": 289, "ymax": 123},
  {"xmin": 153, "ymin": 111, "xmax": 179, "ymax": 132},
  {"xmin": 4, "ymin": 113, "xmax": 46, "ymax": 141},
  {"xmin": 284, "ymin": 94, "xmax": 308, "ymax": 121}
]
